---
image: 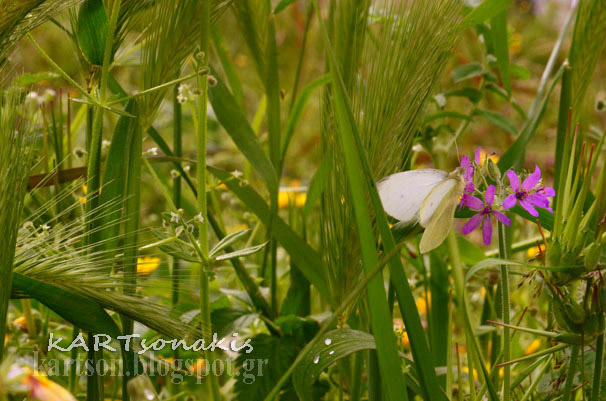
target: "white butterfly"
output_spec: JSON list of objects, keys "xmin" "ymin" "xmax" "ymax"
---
[{"xmin": 377, "ymin": 167, "xmax": 466, "ymax": 253}]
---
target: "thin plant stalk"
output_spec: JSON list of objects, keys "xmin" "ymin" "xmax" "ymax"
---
[
  {"xmin": 498, "ymin": 222, "xmax": 511, "ymax": 401},
  {"xmin": 591, "ymin": 333, "xmax": 604, "ymax": 401},
  {"xmin": 562, "ymin": 346, "xmax": 580, "ymax": 401},
  {"xmin": 172, "ymin": 84, "xmax": 182, "ymax": 307},
  {"xmin": 196, "ymin": 2, "xmax": 221, "ymax": 400},
  {"xmin": 83, "ymin": 2, "xmax": 122, "ymax": 400}
]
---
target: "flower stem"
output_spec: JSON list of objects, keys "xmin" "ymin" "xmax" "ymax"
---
[
  {"xmin": 562, "ymin": 346, "xmax": 580, "ymax": 401},
  {"xmin": 197, "ymin": 2, "xmax": 221, "ymax": 400},
  {"xmin": 591, "ymin": 333, "xmax": 604, "ymax": 401},
  {"xmin": 497, "ymin": 221, "xmax": 511, "ymax": 401}
]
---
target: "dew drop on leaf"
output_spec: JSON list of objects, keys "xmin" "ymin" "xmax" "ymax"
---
[
  {"xmin": 324, "ymin": 338, "xmax": 332, "ymax": 346},
  {"xmin": 313, "ymin": 354, "xmax": 320, "ymax": 364},
  {"xmin": 329, "ymin": 350, "xmax": 335, "ymax": 355}
]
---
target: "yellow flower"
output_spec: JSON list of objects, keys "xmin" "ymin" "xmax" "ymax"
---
[
  {"xmin": 188, "ymin": 358, "xmax": 207, "ymax": 378},
  {"xmin": 509, "ymin": 32, "xmax": 523, "ymax": 55},
  {"xmin": 4, "ymin": 334, "xmax": 9, "ymax": 344},
  {"xmin": 527, "ymin": 244, "xmax": 545, "ymax": 258},
  {"xmin": 416, "ymin": 292, "xmax": 431, "ymax": 315},
  {"xmin": 12, "ymin": 316, "xmax": 27, "ymax": 331},
  {"xmin": 137, "ymin": 256, "xmax": 161, "ymax": 275},
  {"xmin": 462, "ymin": 366, "xmax": 478, "ymax": 381},
  {"xmin": 499, "ymin": 368, "xmax": 504, "ymax": 379},
  {"xmin": 524, "ymin": 339, "xmax": 541, "ymax": 356},
  {"xmin": 23, "ymin": 369, "xmax": 77, "ymax": 401},
  {"xmin": 479, "ymin": 150, "xmax": 499, "ymax": 166},
  {"xmin": 278, "ymin": 190, "xmax": 307, "ymax": 209}
]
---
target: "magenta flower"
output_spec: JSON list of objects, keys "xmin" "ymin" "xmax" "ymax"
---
[
  {"xmin": 459, "ymin": 147, "xmax": 482, "ymax": 208},
  {"xmin": 502, "ymin": 166, "xmax": 555, "ymax": 217},
  {"xmin": 462, "ymin": 185, "xmax": 511, "ymax": 245}
]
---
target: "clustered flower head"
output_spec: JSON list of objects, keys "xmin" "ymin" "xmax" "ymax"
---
[{"xmin": 459, "ymin": 147, "xmax": 555, "ymax": 245}]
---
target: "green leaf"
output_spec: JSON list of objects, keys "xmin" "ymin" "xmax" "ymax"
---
[
  {"xmin": 511, "ymin": 64, "xmax": 531, "ymax": 80},
  {"xmin": 460, "ymin": 0, "xmax": 513, "ymax": 30},
  {"xmin": 208, "ymin": 72, "xmax": 278, "ymax": 194},
  {"xmin": 208, "ymin": 166, "xmax": 330, "ymax": 299},
  {"xmin": 490, "ymin": 9, "xmax": 511, "ymax": 94},
  {"xmin": 475, "ymin": 109, "xmax": 517, "ymax": 134},
  {"xmin": 214, "ymin": 242, "xmax": 267, "ymax": 261},
  {"xmin": 209, "ymin": 229, "xmax": 252, "ymax": 259},
  {"xmin": 424, "ymin": 111, "xmax": 472, "ymax": 124},
  {"xmin": 451, "ymin": 62, "xmax": 486, "ymax": 83},
  {"xmin": 498, "ymin": 63, "xmax": 565, "ymax": 171},
  {"xmin": 293, "ymin": 328, "xmax": 377, "ymax": 401},
  {"xmin": 274, "ymin": 0, "xmax": 297, "ymax": 14},
  {"xmin": 11, "ymin": 273, "xmax": 121, "ymax": 337},
  {"xmin": 281, "ymin": 74, "xmax": 332, "ymax": 160},
  {"xmin": 211, "ymin": 307, "xmax": 259, "ymax": 339},
  {"xmin": 233, "ymin": 334, "xmax": 299, "ymax": 401},
  {"xmin": 99, "ymin": 100, "xmax": 139, "ymax": 256},
  {"xmin": 13, "ymin": 72, "xmax": 60, "ymax": 86},
  {"xmin": 445, "ymin": 88, "xmax": 483, "ymax": 103},
  {"xmin": 76, "ymin": 0, "xmax": 109, "ymax": 66},
  {"xmin": 303, "ymin": 161, "xmax": 326, "ymax": 218}
]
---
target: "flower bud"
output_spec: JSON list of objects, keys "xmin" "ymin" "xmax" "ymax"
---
[
  {"xmin": 564, "ymin": 301, "xmax": 585, "ymax": 325},
  {"xmin": 584, "ymin": 242, "xmax": 602, "ymax": 271},
  {"xmin": 547, "ymin": 239, "xmax": 561, "ymax": 267},
  {"xmin": 487, "ymin": 159, "xmax": 501, "ymax": 181}
]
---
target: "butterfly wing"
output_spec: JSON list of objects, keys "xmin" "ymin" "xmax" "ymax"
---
[
  {"xmin": 419, "ymin": 177, "xmax": 457, "ymax": 227},
  {"xmin": 377, "ymin": 169, "xmax": 448, "ymax": 225},
  {"xmin": 419, "ymin": 177, "xmax": 465, "ymax": 253}
]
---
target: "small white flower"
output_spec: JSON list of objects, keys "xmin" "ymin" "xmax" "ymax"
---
[
  {"xmin": 73, "ymin": 147, "xmax": 87, "ymax": 158},
  {"xmin": 145, "ymin": 147, "xmax": 158, "ymax": 156},
  {"xmin": 194, "ymin": 213, "xmax": 205, "ymax": 224},
  {"xmin": 184, "ymin": 165, "xmax": 191, "ymax": 173},
  {"xmin": 232, "ymin": 170, "xmax": 243, "ymax": 178},
  {"xmin": 42, "ymin": 89, "xmax": 57, "ymax": 103},
  {"xmin": 170, "ymin": 211, "xmax": 179, "ymax": 223},
  {"xmin": 102, "ymin": 140, "xmax": 111, "ymax": 149},
  {"xmin": 41, "ymin": 224, "xmax": 51, "ymax": 231},
  {"xmin": 25, "ymin": 91, "xmax": 39, "ymax": 105},
  {"xmin": 170, "ymin": 169, "xmax": 180, "ymax": 178}
]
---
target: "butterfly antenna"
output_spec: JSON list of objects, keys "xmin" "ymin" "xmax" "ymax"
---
[{"xmin": 454, "ymin": 137, "xmax": 460, "ymax": 162}]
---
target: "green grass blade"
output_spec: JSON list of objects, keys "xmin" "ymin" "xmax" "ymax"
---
[
  {"xmin": 208, "ymin": 166, "xmax": 330, "ymax": 299},
  {"xmin": 211, "ymin": 26, "xmax": 245, "ymax": 109},
  {"xmin": 316, "ymin": 8, "xmax": 409, "ymax": 401},
  {"xmin": 460, "ymin": 0, "xmax": 512, "ymax": 31},
  {"xmin": 281, "ymin": 74, "xmax": 331, "ymax": 161},
  {"xmin": 490, "ymin": 9, "xmax": 510, "ymax": 94},
  {"xmin": 208, "ymin": 72, "xmax": 278, "ymax": 194},
  {"xmin": 498, "ymin": 63, "xmax": 565, "ymax": 171},
  {"xmin": 265, "ymin": 16, "xmax": 281, "ymax": 170},
  {"xmin": 12, "ymin": 273, "xmax": 121, "ymax": 338},
  {"xmin": 76, "ymin": 0, "xmax": 108, "ymax": 66}
]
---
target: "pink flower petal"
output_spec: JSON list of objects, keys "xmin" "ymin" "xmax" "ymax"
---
[
  {"xmin": 493, "ymin": 210, "xmax": 511, "ymax": 226},
  {"xmin": 522, "ymin": 165, "xmax": 541, "ymax": 191},
  {"xmin": 506, "ymin": 170, "xmax": 520, "ymax": 192},
  {"xmin": 482, "ymin": 215, "xmax": 493, "ymax": 245},
  {"xmin": 540, "ymin": 186, "xmax": 555, "ymax": 197},
  {"xmin": 461, "ymin": 155, "xmax": 470, "ymax": 169},
  {"xmin": 502, "ymin": 193, "xmax": 517, "ymax": 210},
  {"xmin": 463, "ymin": 194, "xmax": 484, "ymax": 210},
  {"xmin": 462, "ymin": 213, "xmax": 483, "ymax": 234},
  {"xmin": 464, "ymin": 181, "xmax": 475, "ymax": 194},
  {"xmin": 474, "ymin": 147, "xmax": 481, "ymax": 165},
  {"xmin": 520, "ymin": 199, "xmax": 539, "ymax": 217},
  {"xmin": 528, "ymin": 193, "xmax": 550, "ymax": 209},
  {"xmin": 485, "ymin": 185, "xmax": 495, "ymax": 206}
]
